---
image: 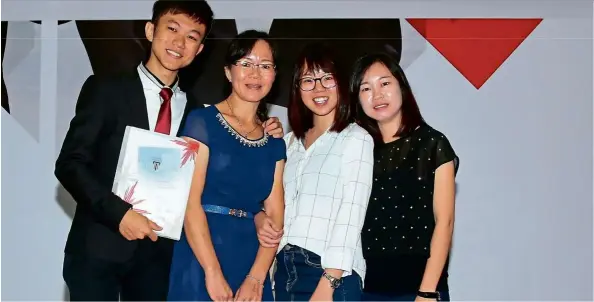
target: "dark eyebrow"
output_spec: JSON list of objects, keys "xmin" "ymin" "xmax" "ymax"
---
[
  {"xmin": 302, "ymin": 72, "xmax": 331, "ymax": 78},
  {"xmin": 241, "ymin": 58, "xmax": 274, "ymax": 64},
  {"xmin": 168, "ymin": 20, "xmax": 202, "ymax": 37},
  {"xmin": 361, "ymin": 75, "xmax": 392, "ymax": 85}
]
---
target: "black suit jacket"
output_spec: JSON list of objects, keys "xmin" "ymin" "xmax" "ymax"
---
[{"xmin": 55, "ymin": 71, "xmax": 203, "ymax": 263}]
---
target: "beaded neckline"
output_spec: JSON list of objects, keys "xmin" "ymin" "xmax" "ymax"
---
[{"xmin": 215, "ymin": 113, "xmax": 269, "ymax": 148}]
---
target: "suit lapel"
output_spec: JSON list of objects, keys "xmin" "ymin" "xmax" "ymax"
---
[{"xmin": 124, "ymin": 71, "xmax": 150, "ymax": 131}]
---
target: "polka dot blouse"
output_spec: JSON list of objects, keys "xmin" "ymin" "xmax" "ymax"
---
[{"xmin": 361, "ymin": 122, "xmax": 459, "ymax": 294}]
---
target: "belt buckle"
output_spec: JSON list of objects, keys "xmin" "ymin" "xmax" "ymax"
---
[{"xmin": 228, "ymin": 208, "xmax": 247, "ymax": 218}]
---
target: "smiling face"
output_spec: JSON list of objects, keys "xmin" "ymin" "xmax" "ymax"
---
[
  {"xmin": 358, "ymin": 61, "xmax": 403, "ymax": 124},
  {"xmin": 145, "ymin": 12, "xmax": 206, "ymax": 75},
  {"xmin": 299, "ymin": 64, "xmax": 339, "ymax": 118},
  {"xmin": 224, "ymin": 39, "xmax": 276, "ymax": 103}
]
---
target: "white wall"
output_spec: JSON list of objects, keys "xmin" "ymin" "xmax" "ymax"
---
[{"xmin": 1, "ymin": 1, "xmax": 592, "ymax": 301}]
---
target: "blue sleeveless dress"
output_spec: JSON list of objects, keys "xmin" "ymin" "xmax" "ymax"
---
[{"xmin": 167, "ymin": 105, "xmax": 286, "ymax": 301}]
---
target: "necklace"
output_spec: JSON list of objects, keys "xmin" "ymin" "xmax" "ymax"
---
[{"xmin": 225, "ymin": 99, "xmax": 259, "ymax": 137}]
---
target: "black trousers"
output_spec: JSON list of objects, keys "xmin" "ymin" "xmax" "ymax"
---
[{"xmin": 63, "ymin": 242, "xmax": 173, "ymax": 301}]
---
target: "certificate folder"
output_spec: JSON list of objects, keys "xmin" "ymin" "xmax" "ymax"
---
[{"xmin": 112, "ymin": 126, "xmax": 197, "ymax": 240}]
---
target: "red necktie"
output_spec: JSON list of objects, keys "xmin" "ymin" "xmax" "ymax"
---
[{"xmin": 155, "ymin": 87, "xmax": 173, "ymax": 135}]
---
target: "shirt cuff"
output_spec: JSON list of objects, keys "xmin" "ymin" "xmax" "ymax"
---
[{"xmin": 322, "ymin": 249, "xmax": 354, "ymax": 278}]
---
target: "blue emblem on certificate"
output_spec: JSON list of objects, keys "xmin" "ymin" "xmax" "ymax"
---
[{"xmin": 138, "ymin": 147, "xmax": 181, "ymax": 183}]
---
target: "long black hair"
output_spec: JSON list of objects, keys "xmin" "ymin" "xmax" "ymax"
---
[{"xmin": 350, "ymin": 52, "xmax": 424, "ymax": 142}]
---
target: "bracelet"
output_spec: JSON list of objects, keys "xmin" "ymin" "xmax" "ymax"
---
[
  {"xmin": 246, "ymin": 274, "xmax": 264, "ymax": 288},
  {"xmin": 417, "ymin": 291, "xmax": 440, "ymax": 301}
]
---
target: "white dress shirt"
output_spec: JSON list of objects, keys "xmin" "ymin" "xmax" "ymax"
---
[
  {"xmin": 279, "ymin": 123, "xmax": 374, "ymax": 281},
  {"xmin": 137, "ymin": 64, "xmax": 187, "ymax": 135}
]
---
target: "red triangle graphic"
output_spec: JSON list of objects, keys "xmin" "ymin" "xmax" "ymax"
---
[{"xmin": 406, "ymin": 18, "xmax": 542, "ymax": 89}]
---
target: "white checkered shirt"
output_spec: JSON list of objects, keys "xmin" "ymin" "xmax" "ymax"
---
[{"xmin": 279, "ymin": 123, "xmax": 374, "ymax": 281}]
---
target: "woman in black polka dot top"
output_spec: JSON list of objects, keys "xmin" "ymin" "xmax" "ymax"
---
[{"xmin": 349, "ymin": 52, "xmax": 459, "ymax": 302}]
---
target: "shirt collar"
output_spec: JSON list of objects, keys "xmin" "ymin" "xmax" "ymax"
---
[
  {"xmin": 296, "ymin": 126, "xmax": 338, "ymax": 151},
  {"xmin": 137, "ymin": 63, "xmax": 180, "ymax": 92}
]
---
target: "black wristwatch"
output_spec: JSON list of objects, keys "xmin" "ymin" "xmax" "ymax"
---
[
  {"xmin": 417, "ymin": 291, "xmax": 440, "ymax": 300},
  {"xmin": 322, "ymin": 272, "xmax": 342, "ymax": 289}
]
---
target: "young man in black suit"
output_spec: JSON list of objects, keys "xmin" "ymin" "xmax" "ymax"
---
[{"xmin": 55, "ymin": 1, "xmax": 284, "ymax": 300}]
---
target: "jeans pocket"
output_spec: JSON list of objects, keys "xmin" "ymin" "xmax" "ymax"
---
[
  {"xmin": 282, "ymin": 251, "xmax": 298, "ymax": 293},
  {"xmin": 299, "ymin": 248, "xmax": 322, "ymax": 268}
]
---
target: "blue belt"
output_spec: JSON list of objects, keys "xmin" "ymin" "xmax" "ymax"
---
[{"xmin": 202, "ymin": 204, "xmax": 254, "ymax": 219}]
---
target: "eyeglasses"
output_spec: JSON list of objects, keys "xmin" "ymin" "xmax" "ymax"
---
[
  {"xmin": 234, "ymin": 61, "xmax": 276, "ymax": 74},
  {"xmin": 298, "ymin": 74, "xmax": 337, "ymax": 91}
]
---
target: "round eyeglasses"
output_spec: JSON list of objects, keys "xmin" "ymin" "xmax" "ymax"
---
[{"xmin": 298, "ymin": 74, "xmax": 337, "ymax": 91}]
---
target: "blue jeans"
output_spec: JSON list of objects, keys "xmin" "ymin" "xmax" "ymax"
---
[
  {"xmin": 362, "ymin": 291, "xmax": 450, "ymax": 301},
  {"xmin": 274, "ymin": 244, "xmax": 363, "ymax": 301}
]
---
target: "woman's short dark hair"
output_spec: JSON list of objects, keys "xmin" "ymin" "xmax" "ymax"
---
[
  {"xmin": 349, "ymin": 52, "xmax": 424, "ymax": 142},
  {"xmin": 224, "ymin": 29, "xmax": 278, "ymax": 122},
  {"xmin": 288, "ymin": 42, "xmax": 352, "ymax": 139}
]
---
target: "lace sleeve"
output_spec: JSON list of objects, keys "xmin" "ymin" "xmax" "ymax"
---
[
  {"xmin": 433, "ymin": 133, "xmax": 459, "ymax": 174},
  {"xmin": 179, "ymin": 109, "xmax": 210, "ymax": 146},
  {"xmin": 273, "ymin": 137, "xmax": 287, "ymax": 161}
]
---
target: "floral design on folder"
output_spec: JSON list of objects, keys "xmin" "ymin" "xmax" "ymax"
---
[
  {"xmin": 123, "ymin": 180, "xmax": 150, "ymax": 214},
  {"xmin": 172, "ymin": 139, "xmax": 199, "ymax": 168}
]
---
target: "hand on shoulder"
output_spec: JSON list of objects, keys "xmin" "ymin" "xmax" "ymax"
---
[{"xmin": 263, "ymin": 116, "xmax": 284, "ymax": 139}]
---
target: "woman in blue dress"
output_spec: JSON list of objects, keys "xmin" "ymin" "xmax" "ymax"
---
[{"xmin": 167, "ymin": 30, "xmax": 286, "ymax": 301}]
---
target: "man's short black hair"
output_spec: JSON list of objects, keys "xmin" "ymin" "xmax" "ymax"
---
[{"xmin": 151, "ymin": 0, "xmax": 214, "ymax": 37}]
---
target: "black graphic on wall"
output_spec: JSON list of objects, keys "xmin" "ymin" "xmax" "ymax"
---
[
  {"xmin": 74, "ymin": 20, "xmax": 149, "ymax": 75},
  {"xmin": 61, "ymin": 19, "xmax": 238, "ymax": 104},
  {"xmin": 2, "ymin": 21, "xmax": 9, "ymax": 113},
  {"xmin": 183, "ymin": 19, "xmax": 238, "ymax": 106},
  {"xmin": 47, "ymin": 19, "xmax": 401, "ymax": 110}
]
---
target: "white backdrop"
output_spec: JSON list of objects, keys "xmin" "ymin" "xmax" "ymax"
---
[{"xmin": 2, "ymin": 0, "xmax": 593, "ymax": 301}]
